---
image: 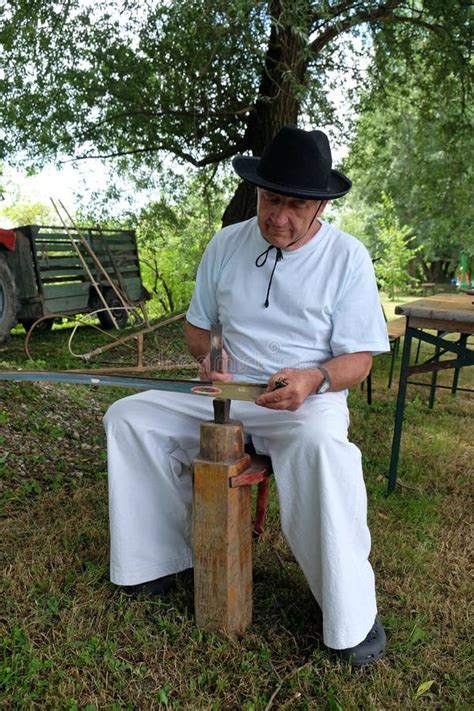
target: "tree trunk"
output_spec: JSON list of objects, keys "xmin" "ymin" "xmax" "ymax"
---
[
  {"xmin": 421, "ymin": 259, "xmax": 454, "ymax": 283},
  {"xmin": 222, "ymin": 1, "xmax": 309, "ymax": 227}
]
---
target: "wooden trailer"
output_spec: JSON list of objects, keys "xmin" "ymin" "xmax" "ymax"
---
[{"xmin": 0, "ymin": 224, "xmax": 149, "ymax": 341}]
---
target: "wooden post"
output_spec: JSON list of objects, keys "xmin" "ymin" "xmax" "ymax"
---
[{"xmin": 193, "ymin": 400, "xmax": 253, "ymax": 633}]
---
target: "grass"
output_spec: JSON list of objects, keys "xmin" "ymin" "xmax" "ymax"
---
[{"xmin": 1, "ymin": 302, "xmax": 473, "ymax": 709}]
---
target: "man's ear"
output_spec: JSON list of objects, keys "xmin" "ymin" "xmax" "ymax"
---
[{"xmin": 318, "ymin": 200, "xmax": 329, "ymax": 216}]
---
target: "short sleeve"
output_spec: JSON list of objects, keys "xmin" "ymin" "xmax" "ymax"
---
[
  {"xmin": 186, "ymin": 235, "xmax": 220, "ymax": 329},
  {"xmin": 330, "ymin": 245, "xmax": 390, "ymax": 356}
]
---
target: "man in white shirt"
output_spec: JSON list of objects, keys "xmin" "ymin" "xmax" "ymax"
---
[{"xmin": 104, "ymin": 125, "xmax": 390, "ymax": 666}]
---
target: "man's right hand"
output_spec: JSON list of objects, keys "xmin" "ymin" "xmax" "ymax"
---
[{"xmin": 198, "ymin": 350, "xmax": 234, "ymax": 382}]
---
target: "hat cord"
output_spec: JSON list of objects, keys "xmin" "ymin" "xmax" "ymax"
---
[{"xmin": 255, "ymin": 246, "xmax": 283, "ymax": 308}]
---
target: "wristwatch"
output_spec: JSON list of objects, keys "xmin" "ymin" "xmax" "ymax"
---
[{"xmin": 315, "ymin": 365, "xmax": 331, "ymax": 394}]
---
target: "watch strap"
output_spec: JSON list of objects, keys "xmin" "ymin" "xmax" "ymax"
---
[{"xmin": 315, "ymin": 365, "xmax": 331, "ymax": 394}]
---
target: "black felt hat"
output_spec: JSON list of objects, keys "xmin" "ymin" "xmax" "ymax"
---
[{"xmin": 232, "ymin": 125, "xmax": 351, "ymax": 200}]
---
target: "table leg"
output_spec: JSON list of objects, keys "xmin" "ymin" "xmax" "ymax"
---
[
  {"xmin": 387, "ymin": 325, "xmax": 414, "ymax": 494},
  {"xmin": 451, "ymin": 333, "xmax": 468, "ymax": 395},
  {"xmin": 428, "ymin": 331, "xmax": 442, "ymax": 409},
  {"xmin": 388, "ymin": 338, "xmax": 399, "ymax": 389},
  {"xmin": 415, "ymin": 338, "xmax": 422, "ymax": 364},
  {"xmin": 366, "ymin": 369, "xmax": 372, "ymax": 405}
]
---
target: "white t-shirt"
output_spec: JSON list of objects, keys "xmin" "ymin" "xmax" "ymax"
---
[{"xmin": 187, "ymin": 217, "xmax": 390, "ymax": 383}]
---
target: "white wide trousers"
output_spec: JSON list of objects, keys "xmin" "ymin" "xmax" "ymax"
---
[{"xmin": 104, "ymin": 389, "xmax": 377, "ymax": 649}]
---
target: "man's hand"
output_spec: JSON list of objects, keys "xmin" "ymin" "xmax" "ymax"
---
[
  {"xmin": 255, "ymin": 353, "xmax": 372, "ymax": 410},
  {"xmin": 255, "ymin": 368, "xmax": 320, "ymax": 411},
  {"xmin": 198, "ymin": 350, "xmax": 234, "ymax": 382}
]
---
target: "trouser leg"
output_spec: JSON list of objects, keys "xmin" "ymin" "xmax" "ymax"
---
[
  {"xmin": 105, "ymin": 389, "xmax": 377, "ymax": 649},
  {"xmin": 104, "ymin": 391, "xmax": 214, "ymax": 585},
  {"xmin": 233, "ymin": 393, "xmax": 377, "ymax": 650}
]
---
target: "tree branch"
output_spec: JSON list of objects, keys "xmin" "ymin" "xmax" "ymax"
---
[
  {"xmin": 309, "ymin": 0, "xmax": 363, "ymax": 28},
  {"xmin": 309, "ymin": 1, "xmax": 377, "ymax": 34},
  {"xmin": 309, "ymin": 1, "xmax": 405, "ymax": 54},
  {"xmin": 71, "ymin": 105, "xmax": 253, "ymax": 146},
  {"xmin": 309, "ymin": 0, "xmax": 459, "ymax": 57},
  {"xmin": 384, "ymin": 12, "xmax": 459, "ymax": 41},
  {"xmin": 62, "ymin": 135, "xmax": 251, "ymax": 168},
  {"xmin": 99, "ymin": 105, "xmax": 254, "ymax": 123}
]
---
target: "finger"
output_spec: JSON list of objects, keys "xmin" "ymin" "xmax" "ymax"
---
[
  {"xmin": 209, "ymin": 371, "xmax": 233, "ymax": 382},
  {"xmin": 209, "ymin": 352, "xmax": 227, "ymax": 375},
  {"xmin": 256, "ymin": 391, "xmax": 292, "ymax": 407},
  {"xmin": 198, "ymin": 355, "xmax": 210, "ymax": 373},
  {"xmin": 199, "ymin": 350, "xmax": 230, "ymax": 381},
  {"xmin": 259, "ymin": 380, "xmax": 297, "ymax": 400},
  {"xmin": 199, "ymin": 369, "xmax": 210, "ymax": 382},
  {"xmin": 258, "ymin": 394, "xmax": 303, "ymax": 411},
  {"xmin": 199, "ymin": 367, "xmax": 231, "ymax": 382},
  {"xmin": 257, "ymin": 399, "xmax": 295, "ymax": 410}
]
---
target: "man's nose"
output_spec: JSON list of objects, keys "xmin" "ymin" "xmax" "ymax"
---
[{"xmin": 270, "ymin": 204, "xmax": 290, "ymax": 224}]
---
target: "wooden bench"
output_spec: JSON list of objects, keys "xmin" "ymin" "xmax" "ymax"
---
[
  {"xmin": 387, "ymin": 316, "xmax": 406, "ymax": 341},
  {"xmin": 363, "ymin": 315, "xmax": 407, "ymax": 401},
  {"xmin": 421, "ymin": 282, "xmax": 436, "ymax": 296},
  {"xmin": 386, "ymin": 317, "xmax": 406, "ymax": 388}
]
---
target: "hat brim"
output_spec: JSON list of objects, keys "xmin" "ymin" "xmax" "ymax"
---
[{"xmin": 232, "ymin": 156, "xmax": 351, "ymax": 200}]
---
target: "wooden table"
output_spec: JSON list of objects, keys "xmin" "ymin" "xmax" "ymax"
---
[{"xmin": 388, "ymin": 293, "xmax": 474, "ymax": 493}]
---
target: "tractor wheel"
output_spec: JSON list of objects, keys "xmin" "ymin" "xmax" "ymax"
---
[
  {"xmin": 0, "ymin": 255, "xmax": 18, "ymax": 342},
  {"xmin": 97, "ymin": 288, "xmax": 129, "ymax": 330}
]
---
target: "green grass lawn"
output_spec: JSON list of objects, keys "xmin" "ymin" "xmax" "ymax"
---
[{"xmin": 0, "ymin": 312, "xmax": 472, "ymax": 709}]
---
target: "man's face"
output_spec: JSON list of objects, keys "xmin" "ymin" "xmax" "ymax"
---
[{"xmin": 257, "ymin": 189, "xmax": 325, "ymax": 249}]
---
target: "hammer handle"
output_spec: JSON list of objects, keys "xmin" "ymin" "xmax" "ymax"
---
[{"xmin": 210, "ymin": 321, "xmax": 224, "ymax": 373}]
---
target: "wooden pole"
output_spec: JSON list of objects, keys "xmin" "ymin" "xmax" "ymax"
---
[
  {"xmin": 58, "ymin": 200, "xmax": 132, "ymax": 314},
  {"xmin": 50, "ymin": 199, "xmax": 120, "ymax": 329},
  {"xmin": 193, "ymin": 399, "xmax": 253, "ymax": 633}
]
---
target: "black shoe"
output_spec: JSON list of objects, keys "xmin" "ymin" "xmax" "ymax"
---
[
  {"xmin": 330, "ymin": 616, "xmax": 386, "ymax": 667},
  {"xmin": 121, "ymin": 568, "xmax": 193, "ymax": 596}
]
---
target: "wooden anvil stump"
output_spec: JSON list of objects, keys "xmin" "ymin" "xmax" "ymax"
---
[{"xmin": 193, "ymin": 399, "xmax": 253, "ymax": 634}]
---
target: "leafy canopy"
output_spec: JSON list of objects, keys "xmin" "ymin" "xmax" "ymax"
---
[
  {"xmin": 1, "ymin": 0, "xmax": 469, "ymax": 172},
  {"xmin": 0, "ymin": 0, "xmax": 268, "ymax": 167},
  {"xmin": 338, "ymin": 17, "xmax": 472, "ymax": 273}
]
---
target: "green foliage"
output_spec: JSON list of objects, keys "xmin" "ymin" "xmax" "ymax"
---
[
  {"xmin": 0, "ymin": 0, "xmax": 470, "ymax": 230},
  {"xmin": 0, "ymin": 193, "xmax": 57, "ymax": 228},
  {"xmin": 0, "ymin": 169, "xmax": 66, "ymax": 227},
  {"xmin": 336, "ymin": 198, "xmax": 379, "ymax": 255},
  {"xmin": 0, "ymin": 0, "xmax": 268, "ymax": 168},
  {"xmin": 373, "ymin": 193, "xmax": 420, "ymax": 300},
  {"xmin": 0, "ymin": 1, "xmax": 468, "ymax": 172},
  {"xmin": 341, "ymin": 19, "xmax": 472, "ymax": 280},
  {"xmin": 136, "ymin": 170, "xmax": 232, "ymax": 316}
]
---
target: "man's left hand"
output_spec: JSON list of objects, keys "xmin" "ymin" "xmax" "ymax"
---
[{"xmin": 255, "ymin": 368, "xmax": 320, "ymax": 411}]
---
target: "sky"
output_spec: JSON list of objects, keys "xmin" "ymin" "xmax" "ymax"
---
[
  {"xmin": 0, "ymin": 162, "xmax": 111, "ymax": 228},
  {"xmin": 0, "ymin": 157, "xmax": 160, "ymax": 228}
]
